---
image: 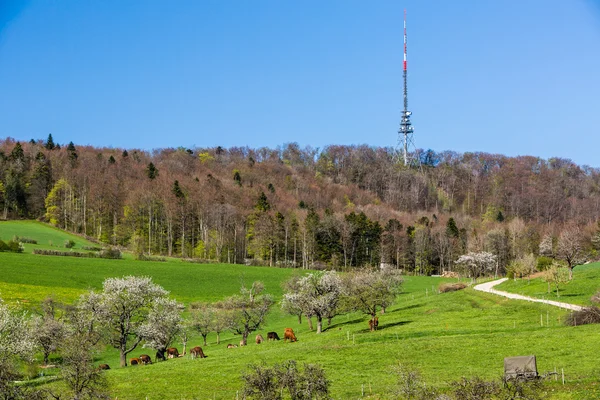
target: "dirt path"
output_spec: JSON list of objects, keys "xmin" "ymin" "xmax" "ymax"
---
[{"xmin": 473, "ymin": 278, "xmax": 583, "ymax": 311}]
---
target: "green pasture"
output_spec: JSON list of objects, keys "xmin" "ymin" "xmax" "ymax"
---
[
  {"xmin": 1, "ymin": 221, "xmax": 599, "ymax": 398},
  {"xmin": 497, "ymin": 263, "xmax": 600, "ymax": 306}
]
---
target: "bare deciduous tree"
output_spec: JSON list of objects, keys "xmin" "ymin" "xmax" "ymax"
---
[
  {"xmin": 215, "ymin": 281, "xmax": 273, "ymax": 346},
  {"xmin": 556, "ymin": 228, "xmax": 586, "ymax": 280},
  {"xmin": 342, "ymin": 269, "xmax": 403, "ymax": 331}
]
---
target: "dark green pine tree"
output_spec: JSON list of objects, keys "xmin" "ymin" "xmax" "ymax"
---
[
  {"xmin": 108, "ymin": 155, "xmax": 116, "ymax": 164},
  {"xmin": 67, "ymin": 141, "xmax": 78, "ymax": 161},
  {"xmin": 255, "ymin": 192, "xmax": 270, "ymax": 212},
  {"xmin": 45, "ymin": 134, "xmax": 55, "ymax": 150},
  {"xmin": 445, "ymin": 217, "xmax": 459, "ymax": 238},
  {"xmin": 122, "ymin": 150, "xmax": 128, "ymax": 158},
  {"xmin": 146, "ymin": 162, "xmax": 159, "ymax": 180},
  {"xmin": 10, "ymin": 142, "xmax": 25, "ymax": 162},
  {"xmin": 172, "ymin": 180, "xmax": 185, "ymax": 199}
]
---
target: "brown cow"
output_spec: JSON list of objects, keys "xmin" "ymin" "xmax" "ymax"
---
[
  {"xmin": 283, "ymin": 328, "xmax": 297, "ymax": 342},
  {"xmin": 255, "ymin": 334, "xmax": 264, "ymax": 344},
  {"xmin": 267, "ymin": 331, "xmax": 280, "ymax": 341},
  {"xmin": 368, "ymin": 316, "xmax": 379, "ymax": 331},
  {"xmin": 139, "ymin": 354, "xmax": 152, "ymax": 365},
  {"xmin": 227, "ymin": 343, "xmax": 237, "ymax": 348},
  {"xmin": 190, "ymin": 346, "xmax": 206, "ymax": 359},
  {"xmin": 239, "ymin": 340, "xmax": 246, "ymax": 347},
  {"xmin": 166, "ymin": 347, "xmax": 179, "ymax": 359},
  {"xmin": 130, "ymin": 357, "xmax": 141, "ymax": 366},
  {"xmin": 98, "ymin": 364, "xmax": 110, "ymax": 370}
]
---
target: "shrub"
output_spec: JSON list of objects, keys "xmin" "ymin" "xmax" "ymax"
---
[
  {"xmin": 13, "ymin": 236, "xmax": 37, "ymax": 244},
  {"xmin": 564, "ymin": 307, "xmax": 600, "ymax": 326},
  {"xmin": 438, "ymin": 282, "xmax": 467, "ymax": 293},
  {"xmin": 82, "ymin": 246, "xmax": 102, "ymax": 251},
  {"xmin": 451, "ymin": 376, "xmax": 499, "ymax": 400},
  {"xmin": 241, "ymin": 360, "xmax": 330, "ymax": 400},
  {"xmin": 6, "ymin": 240, "xmax": 23, "ymax": 253},
  {"xmin": 64, "ymin": 239, "xmax": 76, "ymax": 249},
  {"xmin": 536, "ymin": 256, "xmax": 553, "ymax": 271},
  {"xmin": 99, "ymin": 248, "xmax": 122, "ymax": 259},
  {"xmin": 33, "ymin": 249, "xmax": 95, "ymax": 258},
  {"xmin": 0, "ymin": 240, "xmax": 9, "ymax": 252},
  {"xmin": 136, "ymin": 253, "xmax": 165, "ymax": 262}
]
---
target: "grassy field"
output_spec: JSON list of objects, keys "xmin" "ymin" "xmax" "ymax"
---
[
  {"xmin": 496, "ymin": 263, "xmax": 600, "ymax": 306},
  {"xmin": 1, "ymin": 221, "xmax": 599, "ymax": 399}
]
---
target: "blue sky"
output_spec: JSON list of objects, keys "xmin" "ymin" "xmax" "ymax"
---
[{"xmin": 1, "ymin": 1, "xmax": 599, "ymax": 166}]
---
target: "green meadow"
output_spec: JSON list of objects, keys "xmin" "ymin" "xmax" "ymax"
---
[
  {"xmin": 496, "ymin": 264, "xmax": 600, "ymax": 306},
  {"xmin": 1, "ymin": 221, "xmax": 599, "ymax": 399}
]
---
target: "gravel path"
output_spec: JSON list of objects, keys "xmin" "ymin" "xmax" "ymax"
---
[{"xmin": 473, "ymin": 278, "xmax": 583, "ymax": 311}]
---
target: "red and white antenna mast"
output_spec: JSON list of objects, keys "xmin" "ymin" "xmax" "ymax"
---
[{"xmin": 398, "ymin": 9, "xmax": 414, "ymax": 166}]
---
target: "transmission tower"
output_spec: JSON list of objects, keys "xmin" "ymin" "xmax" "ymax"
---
[{"xmin": 398, "ymin": 9, "xmax": 416, "ymax": 166}]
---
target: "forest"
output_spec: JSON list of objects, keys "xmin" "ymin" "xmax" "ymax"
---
[{"xmin": 2, "ymin": 135, "xmax": 600, "ymax": 274}]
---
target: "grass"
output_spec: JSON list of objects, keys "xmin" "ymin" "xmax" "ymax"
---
[
  {"xmin": 0, "ymin": 220, "xmax": 99, "ymax": 253},
  {"xmin": 496, "ymin": 263, "xmax": 600, "ymax": 306},
  {"xmin": 1, "ymin": 221, "xmax": 600, "ymax": 398}
]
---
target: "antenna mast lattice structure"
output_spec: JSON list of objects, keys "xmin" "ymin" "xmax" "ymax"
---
[{"xmin": 398, "ymin": 9, "xmax": 415, "ymax": 166}]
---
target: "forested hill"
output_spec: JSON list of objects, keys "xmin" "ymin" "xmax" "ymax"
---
[{"xmin": 2, "ymin": 136, "xmax": 600, "ymax": 273}]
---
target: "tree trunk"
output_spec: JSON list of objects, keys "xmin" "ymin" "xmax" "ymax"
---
[
  {"xmin": 307, "ymin": 317, "xmax": 313, "ymax": 330},
  {"xmin": 316, "ymin": 316, "xmax": 323, "ymax": 334},
  {"xmin": 120, "ymin": 350, "xmax": 127, "ymax": 367},
  {"xmin": 202, "ymin": 334, "xmax": 208, "ymax": 346},
  {"xmin": 216, "ymin": 332, "xmax": 221, "ymax": 345},
  {"xmin": 241, "ymin": 330, "xmax": 249, "ymax": 346},
  {"xmin": 297, "ymin": 314, "xmax": 302, "ymax": 324}
]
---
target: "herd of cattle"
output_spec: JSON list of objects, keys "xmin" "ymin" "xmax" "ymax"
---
[{"xmin": 97, "ymin": 328, "xmax": 299, "ymax": 370}]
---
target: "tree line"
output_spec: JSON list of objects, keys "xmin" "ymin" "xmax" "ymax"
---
[{"xmin": 2, "ymin": 136, "xmax": 600, "ymax": 274}]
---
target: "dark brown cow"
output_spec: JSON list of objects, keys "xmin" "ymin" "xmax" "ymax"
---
[
  {"xmin": 368, "ymin": 316, "xmax": 379, "ymax": 331},
  {"xmin": 130, "ymin": 357, "xmax": 141, "ymax": 366},
  {"xmin": 190, "ymin": 346, "xmax": 206, "ymax": 359},
  {"xmin": 166, "ymin": 347, "xmax": 179, "ymax": 359},
  {"xmin": 156, "ymin": 350, "xmax": 166, "ymax": 362},
  {"xmin": 255, "ymin": 334, "xmax": 264, "ymax": 344},
  {"xmin": 267, "ymin": 331, "xmax": 280, "ymax": 341},
  {"xmin": 283, "ymin": 328, "xmax": 297, "ymax": 342},
  {"xmin": 139, "ymin": 354, "xmax": 152, "ymax": 365},
  {"xmin": 227, "ymin": 343, "xmax": 237, "ymax": 348},
  {"xmin": 98, "ymin": 364, "xmax": 110, "ymax": 370}
]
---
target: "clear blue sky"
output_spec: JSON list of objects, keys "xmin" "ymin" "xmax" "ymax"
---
[{"xmin": 1, "ymin": 1, "xmax": 599, "ymax": 166}]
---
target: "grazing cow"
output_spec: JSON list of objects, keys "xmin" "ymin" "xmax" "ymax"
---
[
  {"xmin": 267, "ymin": 331, "xmax": 280, "ymax": 341},
  {"xmin": 255, "ymin": 334, "xmax": 264, "ymax": 344},
  {"xmin": 283, "ymin": 328, "xmax": 297, "ymax": 342},
  {"xmin": 166, "ymin": 347, "xmax": 179, "ymax": 359},
  {"xmin": 130, "ymin": 357, "xmax": 141, "ymax": 366},
  {"xmin": 227, "ymin": 344, "xmax": 237, "ymax": 348},
  {"xmin": 98, "ymin": 364, "xmax": 110, "ymax": 370},
  {"xmin": 190, "ymin": 346, "xmax": 206, "ymax": 359},
  {"xmin": 139, "ymin": 354, "xmax": 152, "ymax": 365},
  {"xmin": 368, "ymin": 316, "xmax": 379, "ymax": 331},
  {"xmin": 155, "ymin": 350, "xmax": 166, "ymax": 362}
]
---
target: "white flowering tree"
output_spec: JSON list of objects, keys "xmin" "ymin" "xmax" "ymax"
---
[
  {"xmin": 80, "ymin": 276, "xmax": 172, "ymax": 367},
  {"xmin": 281, "ymin": 271, "xmax": 343, "ymax": 334},
  {"xmin": 0, "ymin": 298, "xmax": 38, "ymax": 398},
  {"xmin": 138, "ymin": 297, "xmax": 184, "ymax": 361},
  {"xmin": 455, "ymin": 252, "xmax": 497, "ymax": 281}
]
